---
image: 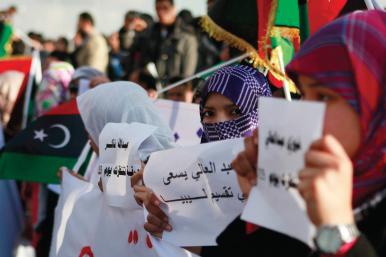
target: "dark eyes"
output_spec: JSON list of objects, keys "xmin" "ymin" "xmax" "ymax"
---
[
  {"xmin": 300, "ymin": 91, "xmax": 334, "ymax": 102},
  {"xmin": 202, "ymin": 110, "xmax": 215, "ymax": 118},
  {"xmin": 317, "ymin": 92, "xmax": 333, "ymax": 102},
  {"xmin": 202, "ymin": 107, "xmax": 242, "ymax": 120},
  {"xmin": 230, "ymin": 108, "xmax": 242, "ymax": 116}
]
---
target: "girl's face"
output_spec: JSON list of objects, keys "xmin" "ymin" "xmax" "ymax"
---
[
  {"xmin": 298, "ymin": 75, "xmax": 361, "ymax": 158},
  {"xmin": 202, "ymin": 93, "xmax": 242, "ymax": 124}
]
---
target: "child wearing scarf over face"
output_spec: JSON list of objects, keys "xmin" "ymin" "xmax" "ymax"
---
[
  {"xmin": 233, "ymin": 10, "xmax": 385, "ymax": 257},
  {"xmin": 134, "ymin": 64, "xmax": 312, "ymax": 256},
  {"xmin": 200, "ymin": 64, "xmax": 269, "ymax": 142}
]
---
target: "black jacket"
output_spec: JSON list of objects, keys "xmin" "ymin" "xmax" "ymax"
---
[
  {"xmin": 201, "ymin": 217, "xmax": 311, "ymax": 257},
  {"xmin": 201, "ymin": 193, "xmax": 386, "ymax": 257},
  {"xmin": 139, "ymin": 20, "xmax": 198, "ymax": 85}
]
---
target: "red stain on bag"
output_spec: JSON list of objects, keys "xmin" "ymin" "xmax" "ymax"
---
[
  {"xmin": 146, "ymin": 235, "xmax": 153, "ymax": 249},
  {"xmin": 128, "ymin": 230, "xmax": 133, "ymax": 244},
  {"xmin": 133, "ymin": 230, "xmax": 139, "ymax": 244},
  {"xmin": 78, "ymin": 246, "xmax": 94, "ymax": 257}
]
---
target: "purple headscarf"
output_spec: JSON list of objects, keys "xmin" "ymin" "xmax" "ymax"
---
[{"xmin": 200, "ymin": 64, "xmax": 272, "ymax": 142}]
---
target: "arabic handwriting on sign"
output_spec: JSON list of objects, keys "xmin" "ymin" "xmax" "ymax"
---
[
  {"xmin": 117, "ymin": 138, "xmax": 129, "ymax": 150},
  {"xmin": 160, "ymin": 188, "xmax": 208, "ymax": 204},
  {"xmin": 287, "ymin": 137, "xmax": 301, "ymax": 153},
  {"xmin": 237, "ymin": 193, "xmax": 247, "ymax": 203},
  {"xmin": 220, "ymin": 163, "xmax": 232, "ymax": 175},
  {"xmin": 211, "ymin": 186, "xmax": 234, "ymax": 202},
  {"xmin": 127, "ymin": 166, "xmax": 137, "ymax": 176},
  {"xmin": 199, "ymin": 162, "xmax": 217, "ymax": 174},
  {"xmin": 104, "ymin": 138, "xmax": 130, "ymax": 150},
  {"xmin": 104, "ymin": 166, "xmax": 113, "ymax": 177},
  {"xmin": 101, "ymin": 165, "xmax": 139, "ymax": 178},
  {"xmin": 160, "ymin": 186, "xmax": 236, "ymax": 204},
  {"xmin": 269, "ymin": 172, "xmax": 299, "ymax": 190},
  {"xmin": 265, "ymin": 130, "xmax": 302, "ymax": 153},
  {"xmin": 265, "ymin": 131, "xmax": 284, "ymax": 148},
  {"xmin": 163, "ymin": 171, "xmax": 189, "ymax": 185},
  {"xmin": 105, "ymin": 139, "xmax": 116, "ymax": 150},
  {"xmin": 281, "ymin": 174, "xmax": 299, "ymax": 190},
  {"xmin": 191, "ymin": 170, "xmax": 202, "ymax": 181},
  {"xmin": 192, "ymin": 162, "xmax": 217, "ymax": 181}
]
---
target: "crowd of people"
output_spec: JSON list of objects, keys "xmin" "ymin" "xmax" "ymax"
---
[
  {"xmin": 0, "ymin": 1, "xmax": 384, "ymax": 257},
  {"xmin": 1, "ymin": 0, "xmax": 225, "ymax": 102}
]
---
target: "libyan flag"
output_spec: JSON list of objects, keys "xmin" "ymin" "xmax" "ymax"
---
[
  {"xmin": 0, "ymin": 56, "xmax": 36, "ymax": 138},
  {"xmin": 0, "ymin": 99, "xmax": 88, "ymax": 184}
]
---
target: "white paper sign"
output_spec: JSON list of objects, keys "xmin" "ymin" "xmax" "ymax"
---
[
  {"xmin": 144, "ymin": 138, "xmax": 245, "ymax": 247},
  {"xmin": 99, "ymin": 122, "xmax": 157, "ymax": 209},
  {"xmin": 241, "ymin": 97, "xmax": 325, "ymax": 247},
  {"xmin": 154, "ymin": 99, "xmax": 202, "ymax": 146}
]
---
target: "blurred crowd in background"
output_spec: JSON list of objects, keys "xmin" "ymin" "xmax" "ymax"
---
[{"xmin": 0, "ymin": 0, "xmax": 234, "ymax": 105}]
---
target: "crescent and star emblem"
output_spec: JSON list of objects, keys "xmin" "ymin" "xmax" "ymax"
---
[{"xmin": 33, "ymin": 124, "xmax": 71, "ymax": 149}]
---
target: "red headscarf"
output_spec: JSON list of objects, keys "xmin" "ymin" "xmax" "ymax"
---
[{"xmin": 286, "ymin": 10, "xmax": 386, "ymax": 206}]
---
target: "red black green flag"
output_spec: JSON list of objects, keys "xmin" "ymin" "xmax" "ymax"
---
[
  {"xmin": 0, "ymin": 21, "xmax": 13, "ymax": 57},
  {"xmin": 200, "ymin": 0, "xmax": 308, "ymax": 92},
  {"xmin": 0, "ymin": 56, "xmax": 35, "ymax": 138},
  {"xmin": 0, "ymin": 99, "xmax": 88, "ymax": 184}
]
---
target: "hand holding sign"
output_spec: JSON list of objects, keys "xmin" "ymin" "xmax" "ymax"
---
[
  {"xmin": 133, "ymin": 184, "xmax": 172, "ymax": 238},
  {"xmin": 241, "ymin": 97, "xmax": 326, "ymax": 247},
  {"xmin": 298, "ymin": 135, "xmax": 355, "ymax": 227},
  {"xmin": 143, "ymin": 138, "xmax": 245, "ymax": 246},
  {"xmin": 232, "ymin": 129, "xmax": 258, "ymax": 197}
]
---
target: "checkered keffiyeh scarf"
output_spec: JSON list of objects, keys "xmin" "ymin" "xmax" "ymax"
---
[{"xmin": 200, "ymin": 64, "xmax": 272, "ymax": 142}]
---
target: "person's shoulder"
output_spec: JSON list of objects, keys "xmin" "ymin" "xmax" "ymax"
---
[
  {"xmin": 179, "ymin": 29, "xmax": 197, "ymax": 44},
  {"xmin": 175, "ymin": 20, "xmax": 196, "ymax": 36},
  {"xmin": 118, "ymin": 26, "xmax": 126, "ymax": 34},
  {"xmin": 149, "ymin": 22, "xmax": 162, "ymax": 32},
  {"xmin": 92, "ymin": 31, "xmax": 105, "ymax": 40},
  {"xmin": 89, "ymin": 32, "xmax": 107, "ymax": 44}
]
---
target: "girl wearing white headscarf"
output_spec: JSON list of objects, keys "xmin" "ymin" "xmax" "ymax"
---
[{"xmin": 50, "ymin": 81, "xmax": 173, "ymax": 257}]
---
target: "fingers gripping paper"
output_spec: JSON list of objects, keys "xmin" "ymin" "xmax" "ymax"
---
[
  {"xmin": 241, "ymin": 98, "xmax": 325, "ymax": 247},
  {"xmin": 144, "ymin": 138, "xmax": 245, "ymax": 246},
  {"xmin": 143, "ymin": 210, "xmax": 202, "ymax": 257},
  {"xmin": 99, "ymin": 122, "xmax": 157, "ymax": 209}
]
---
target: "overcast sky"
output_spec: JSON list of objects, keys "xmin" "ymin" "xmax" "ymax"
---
[{"xmin": 1, "ymin": 0, "xmax": 207, "ymax": 39}]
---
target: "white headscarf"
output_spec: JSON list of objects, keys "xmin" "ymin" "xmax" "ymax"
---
[{"xmin": 77, "ymin": 81, "xmax": 174, "ymax": 160}]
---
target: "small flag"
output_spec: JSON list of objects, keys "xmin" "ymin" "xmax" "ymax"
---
[
  {"xmin": 0, "ymin": 99, "xmax": 88, "ymax": 184},
  {"xmin": 0, "ymin": 21, "xmax": 13, "ymax": 57}
]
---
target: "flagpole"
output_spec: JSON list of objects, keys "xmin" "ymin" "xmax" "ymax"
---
[
  {"xmin": 157, "ymin": 53, "xmax": 250, "ymax": 95},
  {"xmin": 364, "ymin": 0, "xmax": 375, "ymax": 9},
  {"xmin": 277, "ymin": 46, "xmax": 292, "ymax": 102},
  {"xmin": 21, "ymin": 50, "xmax": 39, "ymax": 129},
  {"xmin": 73, "ymin": 142, "xmax": 91, "ymax": 174},
  {"xmin": 13, "ymin": 28, "xmax": 35, "ymax": 51}
]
